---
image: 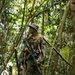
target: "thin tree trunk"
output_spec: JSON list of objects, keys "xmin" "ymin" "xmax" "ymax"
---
[
  {"xmin": 69, "ymin": 0, "xmax": 75, "ymax": 75},
  {"xmin": 51, "ymin": 1, "xmax": 70, "ymax": 75},
  {"xmin": 42, "ymin": 7, "xmax": 44, "ymax": 35}
]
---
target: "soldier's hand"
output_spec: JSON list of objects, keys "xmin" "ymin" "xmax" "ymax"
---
[
  {"xmin": 24, "ymin": 47, "xmax": 29, "ymax": 52},
  {"xmin": 20, "ymin": 65, "xmax": 24, "ymax": 70},
  {"xmin": 36, "ymin": 59, "xmax": 40, "ymax": 64}
]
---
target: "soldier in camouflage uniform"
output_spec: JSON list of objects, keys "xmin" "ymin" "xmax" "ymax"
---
[{"xmin": 19, "ymin": 23, "xmax": 45, "ymax": 75}]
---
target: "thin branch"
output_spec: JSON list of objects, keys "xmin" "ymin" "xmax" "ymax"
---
[
  {"xmin": 43, "ymin": 38, "xmax": 73, "ymax": 67},
  {"xmin": 42, "ymin": 7, "xmax": 45, "ymax": 35},
  {"xmin": 27, "ymin": 0, "xmax": 48, "ymax": 22},
  {"xmin": 30, "ymin": 0, "xmax": 36, "ymax": 13},
  {"xmin": 28, "ymin": 8, "xmax": 48, "ymax": 23},
  {"xmin": 26, "ymin": 0, "xmax": 37, "ymax": 23},
  {"xmin": 20, "ymin": 0, "xmax": 27, "ymax": 30}
]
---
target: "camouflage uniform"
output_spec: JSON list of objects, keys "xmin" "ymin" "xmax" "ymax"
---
[{"xmin": 19, "ymin": 24, "xmax": 45, "ymax": 75}]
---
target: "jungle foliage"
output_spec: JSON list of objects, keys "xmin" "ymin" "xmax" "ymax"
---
[{"xmin": 0, "ymin": 0, "xmax": 75, "ymax": 75}]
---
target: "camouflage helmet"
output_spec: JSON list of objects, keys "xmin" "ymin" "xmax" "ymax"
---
[{"xmin": 29, "ymin": 23, "xmax": 39, "ymax": 31}]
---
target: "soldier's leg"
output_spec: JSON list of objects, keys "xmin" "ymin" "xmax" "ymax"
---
[
  {"xmin": 26, "ymin": 60, "xmax": 43, "ymax": 75},
  {"xmin": 19, "ymin": 69, "xmax": 24, "ymax": 75},
  {"xmin": 26, "ymin": 60, "xmax": 34, "ymax": 75},
  {"xmin": 32, "ymin": 64, "xmax": 43, "ymax": 75}
]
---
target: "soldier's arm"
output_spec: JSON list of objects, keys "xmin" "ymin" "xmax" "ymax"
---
[
  {"xmin": 19, "ymin": 41, "xmax": 29, "ymax": 69},
  {"xmin": 40, "ymin": 37, "xmax": 46, "ymax": 58},
  {"xmin": 37, "ymin": 36, "xmax": 46, "ymax": 64}
]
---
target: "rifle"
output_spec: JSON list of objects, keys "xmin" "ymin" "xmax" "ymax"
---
[{"xmin": 25, "ymin": 40, "xmax": 42, "ymax": 74}]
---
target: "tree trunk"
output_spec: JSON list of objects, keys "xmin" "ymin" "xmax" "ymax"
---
[{"xmin": 69, "ymin": 0, "xmax": 75, "ymax": 75}]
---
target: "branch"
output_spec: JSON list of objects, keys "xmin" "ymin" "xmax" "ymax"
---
[
  {"xmin": 30, "ymin": 0, "xmax": 36, "ymax": 13},
  {"xmin": 26, "ymin": 0, "xmax": 37, "ymax": 23},
  {"xmin": 27, "ymin": 0, "xmax": 48, "ymax": 22},
  {"xmin": 43, "ymin": 38, "xmax": 73, "ymax": 67},
  {"xmin": 20, "ymin": 0, "xmax": 27, "ymax": 30},
  {"xmin": 28, "ymin": 8, "xmax": 48, "ymax": 23}
]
